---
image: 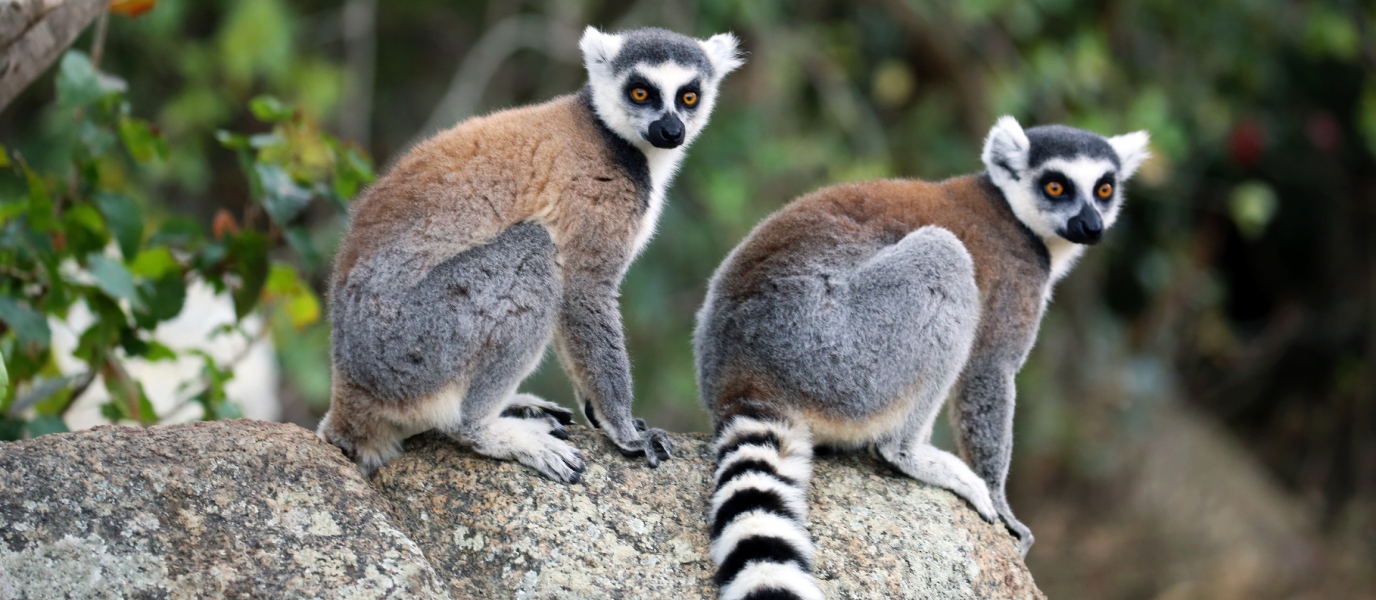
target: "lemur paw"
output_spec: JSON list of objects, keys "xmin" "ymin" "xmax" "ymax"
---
[
  {"xmin": 469, "ymin": 417, "xmax": 586, "ymax": 484},
  {"xmin": 614, "ymin": 421, "xmax": 673, "ymax": 467},
  {"xmin": 1000, "ymin": 514, "xmax": 1035, "ymax": 557}
]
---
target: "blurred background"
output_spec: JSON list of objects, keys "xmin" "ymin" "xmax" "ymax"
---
[{"xmin": 2, "ymin": 0, "xmax": 1374, "ymax": 598}]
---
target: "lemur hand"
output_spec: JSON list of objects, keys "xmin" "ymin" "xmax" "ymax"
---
[
  {"xmin": 613, "ymin": 418, "xmax": 673, "ymax": 467},
  {"xmin": 1001, "ymin": 514, "xmax": 1035, "ymax": 557}
]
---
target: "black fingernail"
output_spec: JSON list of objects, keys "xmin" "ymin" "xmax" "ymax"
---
[{"xmin": 551, "ymin": 428, "xmax": 570, "ymax": 440}]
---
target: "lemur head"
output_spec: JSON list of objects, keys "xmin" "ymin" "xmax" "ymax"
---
[
  {"xmin": 580, "ymin": 27, "xmax": 743, "ymax": 152},
  {"xmin": 982, "ymin": 116, "xmax": 1150, "ymax": 247}
]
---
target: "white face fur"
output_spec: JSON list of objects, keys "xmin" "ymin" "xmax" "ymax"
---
[
  {"xmin": 580, "ymin": 27, "xmax": 744, "ymax": 257},
  {"xmin": 981, "ymin": 116, "xmax": 1151, "ymax": 282},
  {"xmin": 580, "ymin": 27, "xmax": 743, "ymax": 153}
]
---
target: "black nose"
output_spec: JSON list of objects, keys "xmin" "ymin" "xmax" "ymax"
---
[
  {"xmin": 647, "ymin": 115, "xmax": 685, "ymax": 149},
  {"xmin": 1062, "ymin": 204, "xmax": 1104, "ymax": 245}
]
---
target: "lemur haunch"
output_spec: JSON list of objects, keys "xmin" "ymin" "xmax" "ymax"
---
[
  {"xmin": 318, "ymin": 27, "xmax": 743, "ymax": 482},
  {"xmin": 695, "ymin": 117, "xmax": 1149, "ymax": 599}
]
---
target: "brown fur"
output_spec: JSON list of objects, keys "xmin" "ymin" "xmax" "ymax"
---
[{"xmin": 334, "ymin": 94, "xmax": 643, "ymax": 293}]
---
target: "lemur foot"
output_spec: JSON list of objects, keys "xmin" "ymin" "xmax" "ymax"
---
[
  {"xmin": 1001, "ymin": 514, "xmax": 1035, "ymax": 557},
  {"xmin": 467, "ymin": 416, "xmax": 586, "ymax": 484},
  {"xmin": 613, "ymin": 418, "xmax": 673, "ymax": 467}
]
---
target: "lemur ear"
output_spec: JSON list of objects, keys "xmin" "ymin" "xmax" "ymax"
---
[
  {"xmin": 982, "ymin": 116, "xmax": 1030, "ymax": 182},
  {"xmin": 701, "ymin": 33, "xmax": 745, "ymax": 77},
  {"xmin": 579, "ymin": 27, "xmax": 623, "ymax": 76},
  {"xmin": 1108, "ymin": 131, "xmax": 1151, "ymax": 179}
]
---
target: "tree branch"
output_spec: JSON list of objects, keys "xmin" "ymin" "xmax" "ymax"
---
[{"xmin": 0, "ymin": 0, "xmax": 108, "ymax": 113}]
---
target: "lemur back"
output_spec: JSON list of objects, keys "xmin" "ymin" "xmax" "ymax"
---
[
  {"xmin": 695, "ymin": 118, "xmax": 1148, "ymax": 599},
  {"xmin": 320, "ymin": 27, "xmax": 742, "ymax": 482}
]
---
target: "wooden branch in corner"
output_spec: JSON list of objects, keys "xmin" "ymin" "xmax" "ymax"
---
[{"xmin": 0, "ymin": 0, "xmax": 108, "ymax": 113}]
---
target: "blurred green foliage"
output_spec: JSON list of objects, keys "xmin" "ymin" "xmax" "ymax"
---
[{"xmin": 0, "ymin": 41, "xmax": 371, "ymax": 438}]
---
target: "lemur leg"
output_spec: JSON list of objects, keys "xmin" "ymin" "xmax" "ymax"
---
[
  {"xmin": 553, "ymin": 281, "xmax": 673, "ymax": 465},
  {"xmin": 951, "ymin": 362, "xmax": 1034, "ymax": 555},
  {"xmin": 709, "ymin": 411, "xmax": 824, "ymax": 600},
  {"xmin": 877, "ymin": 399, "xmax": 997, "ymax": 522},
  {"xmin": 445, "ymin": 332, "xmax": 585, "ymax": 484},
  {"xmin": 317, "ymin": 372, "xmax": 408, "ymax": 476}
]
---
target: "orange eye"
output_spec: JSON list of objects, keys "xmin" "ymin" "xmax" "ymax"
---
[
  {"xmin": 631, "ymin": 88, "xmax": 648, "ymax": 102},
  {"xmin": 1097, "ymin": 183, "xmax": 1113, "ymax": 198},
  {"xmin": 1045, "ymin": 181, "xmax": 1064, "ymax": 196},
  {"xmin": 682, "ymin": 91, "xmax": 698, "ymax": 105}
]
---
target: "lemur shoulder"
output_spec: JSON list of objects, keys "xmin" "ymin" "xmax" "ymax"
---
[
  {"xmin": 319, "ymin": 27, "xmax": 743, "ymax": 483},
  {"xmin": 694, "ymin": 117, "xmax": 1149, "ymax": 600}
]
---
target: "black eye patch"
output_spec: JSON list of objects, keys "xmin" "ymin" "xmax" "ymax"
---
[
  {"xmin": 1037, "ymin": 172, "xmax": 1075, "ymax": 201},
  {"xmin": 676, "ymin": 79, "xmax": 703, "ymax": 110},
  {"xmin": 1092, "ymin": 173, "xmax": 1116, "ymax": 203},
  {"xmin": 623, "ymin": 75, "xmax": 662, "ymax": 110}
]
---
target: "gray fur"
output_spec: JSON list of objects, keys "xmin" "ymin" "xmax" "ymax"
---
[
  {"xmin": 1025, "ymin": 124, "xmax": 1120, "ymax": 169},
  {"xmin": 611, "ymin": 28, "xmax": 714, "ymax": 78},
  {"xmin": 697, "ymin": 227, "xmax": 981, "ymax": 429},
  {"xmin": 331, "ymin": 222, "xmax": 560, "ymax": 403}
]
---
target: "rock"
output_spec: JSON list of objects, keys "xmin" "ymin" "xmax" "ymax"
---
[
  {"xmin": 0, "ymin": 420, "xmax": 449, "ymax": 600},
  {"xmin": 372, "ymin": 426, "xmax": 1044, "ymax": 600},
  {"xmin": 0, "ymin": 420, "xmax": 1042, "ymax": 599}
]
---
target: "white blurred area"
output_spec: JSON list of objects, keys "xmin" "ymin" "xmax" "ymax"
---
[{"xmin": 48, "ymin": 281, "xmax": 281, "ymax": 430}]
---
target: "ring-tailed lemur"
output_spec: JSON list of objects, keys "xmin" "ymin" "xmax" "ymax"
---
[
  {"xmin": 694, "ymin": 117, "xmax": 1149, "ymax": 599},
  {"xmin": 318, "ymin": 27, "xmax": 743, "ymax": 482}
]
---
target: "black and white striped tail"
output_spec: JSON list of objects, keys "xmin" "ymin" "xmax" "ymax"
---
[{"xmin": 709, "ymin": 414, "xmax": 823, "ymax": 600}]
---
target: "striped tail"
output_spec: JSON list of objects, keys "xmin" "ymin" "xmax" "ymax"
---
[{"xmin": 709, "ymin": 414, "xmax": 824, "ymax": 600}]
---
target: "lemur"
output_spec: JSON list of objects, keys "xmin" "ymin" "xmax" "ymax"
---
[
  {"xmin": 694, "ymin": 117, "xmax": 1149, "ymax": 599},
  {"xmin": 318, "ymin": 27, "xmax": 743, "ymax": 482}
]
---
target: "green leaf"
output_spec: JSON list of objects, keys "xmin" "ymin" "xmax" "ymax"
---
[
  {"xmin": 25, "ymin": 415, "xmax": 68, "ymax": 437},
  {"xmin": 144, "ymin": 341, "xmax": 177, "ymax": 362},
  {"xmin": 130, "ymin": 247, "xmax": 178, "ymax": 278},
  {"xmin": 137, "ymin": 384, "xmax": 157, "ymax": 423},
  {"xmin": 100, "ymin": 399, "xmax": 129, "ymax": 422},
  {"xmin": 0, "ymin": 142, "xmax": 10, "ymax": 168},
  {"xmin": 0, "ymin": 418, "xmax": 24, "ymax": 441},
  {"xmin": 143, "ymin": 272, "xmax": 186, "ymax": 322},
  {"xmin": 87, "ymin": 253, "xmax": 145, "ymax": 310},
  {"xmin": 0, "ymin": 350, "xmax": 7, "ymax": 389},
  {"xmin": 0, "ymin": 297, "xmax": 52, "ymax": 351},
  {"xmin": 249, "ymin": 95, "xmax": 294, "ymax": 122},
  {"xmin": 118, "ymin": 115, "xmax": 169, "ymax": 162},
  {"xmin": 217, "ymin": 401, "xmax": 244, "ymax": 420},
  {"xmin": 94, "ymin": 192, "xmax": 144, "ymax": 260},
  {"xmin": 214, "ymin": 130, "xmax": 251, "ymax": 150},
  {"xmin": 256, "ymin": 163, "xmax": 312, "ymax": 226},
  {"xmin": 20, "ymin": 162, "xmax": 55, "ymax": 233},
  {"xmin": 228, "ymin": 231, "xmax": 269, "ymax": 319},
  {"xmin": 55, "ymin": 51, "xmax": 128, "ymax": 108},
  {"xmin": 148, "ymin": 217, "xmax": 204, "ymax": 248},
  {"xmin": 266, "ymin": 263, "xmax": 321, "ymax": 328},
  {"xmin": 62, "ymin": 204, "xmax": 111, "ymax": 258}
]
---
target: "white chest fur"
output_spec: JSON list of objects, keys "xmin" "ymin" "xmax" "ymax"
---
[{"xmin": 629, "ymin": 145, "xmax": 685, "ymax": 258}]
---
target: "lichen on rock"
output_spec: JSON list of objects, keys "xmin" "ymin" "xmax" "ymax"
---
[
  {"xmin": 372, "ymin": 426, "xmax": 1044, "ymax": 600},
  {"xmin": 0, "ymin": 420, "xmax": 449, "ymax": 600},
  {"xmin": 0, "ymin": 420, "xmax": 1042, "ymax": 599}
]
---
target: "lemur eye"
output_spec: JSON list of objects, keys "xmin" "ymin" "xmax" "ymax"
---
[
  {"xmin": 1097, "ymin": 183, "xmax": 1113, "ymax": 198},
  {"xmin": 631, "ymin": 88, "xmax": 649, "ymax": 102},
  {"xmin": 1045, "ymin": 181, "xmax": 1064, "ymax": 196},
  {"xmin": 682, "ymin": 91, "xmax": 698, "ymax": 105}
]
